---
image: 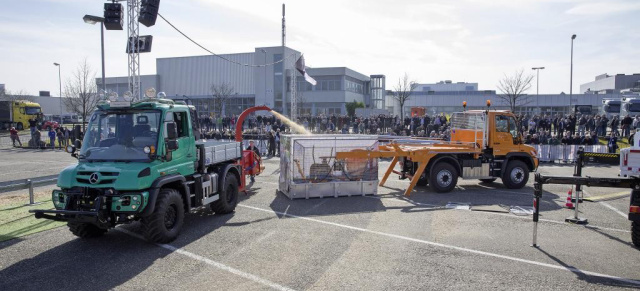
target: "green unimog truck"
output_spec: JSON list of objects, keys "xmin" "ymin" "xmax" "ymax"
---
[{"xmin": 31, "ymin": 96, "xmax": 245, "ymax": 243}]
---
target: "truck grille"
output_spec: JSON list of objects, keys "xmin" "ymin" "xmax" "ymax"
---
[{"xmin": 76, "ymin": 171, "xmax": 119, "ymax": 185}]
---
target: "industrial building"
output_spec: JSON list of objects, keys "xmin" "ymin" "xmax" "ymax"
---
[
  {"xmin": 99, "ymin": 46, "xmax": 385, "ymax": 117},
  {"xmin": 387, "ymin": 80, "xmax": 622, "ymax": 117},
  {"xmin": 580, "ymin": 73, "xmax": 640, "ymax": 94}
]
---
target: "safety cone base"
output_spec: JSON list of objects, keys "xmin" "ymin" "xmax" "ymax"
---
[{"xmin": 565, "ymin": 217, "xmax": 588, "ymax": 225}]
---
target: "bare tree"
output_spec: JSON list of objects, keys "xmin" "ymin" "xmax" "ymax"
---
[
  {"xmin": 496, "ymin": 69, "xmax": 534, "ymax": 113},
  {"xmin": 0, "ymin": 89, "xmax": 34, "ymax": 102},
  {"xmin": 63, "ymin": 59, "xmax": 99, "ymax": 131},
  {"xmin": 210, "ymin": 82, "xmax": 235, "ymax": 117},
  {"xmin": 392, "ymin": 73, "xmax": 418, "ymax": 118}
]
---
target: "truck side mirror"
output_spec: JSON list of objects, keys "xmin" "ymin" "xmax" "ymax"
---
[
  {"xmin": 166, "ymin": 122, "xmax": 178, "ymax": 140},
  {"xmin": 167, "ymin": 140, "xmax": 179, "ymax": 151}
]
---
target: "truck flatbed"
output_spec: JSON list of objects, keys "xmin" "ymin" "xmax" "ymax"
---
[{"xmin": 196, "ymin": 140, "xmax": 242, "ymax": 166}]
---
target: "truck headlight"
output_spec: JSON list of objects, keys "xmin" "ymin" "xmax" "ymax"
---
[{"xmin": 52, "ymin": 190, "xmax": 66, "ymax": 209}]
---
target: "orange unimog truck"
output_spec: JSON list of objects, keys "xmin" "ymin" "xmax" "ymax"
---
[{"xmin": 337, "ymin": 101, "xmax": 539, "ymax": 195}]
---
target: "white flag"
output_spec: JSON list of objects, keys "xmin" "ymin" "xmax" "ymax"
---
[{"xmin": 295, "ymin": 55, "xmax": 317, "ymax": 86}]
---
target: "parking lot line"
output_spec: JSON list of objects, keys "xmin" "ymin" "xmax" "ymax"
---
[
  {"xmin": 239, "ymin": 203, "xmax": 640, "ymax": 286},
  {"xmin": 365, "ymin": 193, "xmax": 630, "ymax": 233},
  {"xmin": 115, "ymin": 228, "xmax": 297, "ymax": 291},
  {"xmin": 583, "ymin": 190, "xmax": 628, "ymax": 219},
  {"xmin": 583, "ymin": 191, "xmax": 629, "ymax": 202}
]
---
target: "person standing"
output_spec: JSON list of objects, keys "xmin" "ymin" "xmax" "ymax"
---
[
  {"xmin": 48, "ymin": 127, "xmax": 56, "ymax": 149},
  {"xmin": 64, "ymin": 127, "xmax": 70, "ymax": 146},
  {"xmin": 246, "ymin": 140, "xmax": 261, "ymax": 182},
  {"xmin": 622, "ymin": 114, "xmax": 633, "ymax": 137},
  {"xmin": 606, "ymin": 131, "xmax": 618, "ymax": 153},
  {"xmin": 9, "ymin": 127, "xmax": 22, "ymax": 147},
  {"xmin": 267, "ymin": 131, "xmax": 276, "ymax": 157},
  {"xmin": 34, "ymin": 127, "xmax": 42, "ymax": 149},
  {"xmin": 28, "ymin": 117, "xmax": 38, "ymax": 136},
  {"xmin": 275, "ymin": 129, "xmax": 281, "ymax": 157},
  {"xmin": 56, "ymin": 128, "xmax": 65, "ymax": 149}
]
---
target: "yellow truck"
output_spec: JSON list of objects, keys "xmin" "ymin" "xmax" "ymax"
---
[
  {"xmin": 337, "ymin": 107, "xmax": 539, "ymax": 195},
  {"xmin": 0, "ymin": 100, "xmax": 42, "ymax": 130}
]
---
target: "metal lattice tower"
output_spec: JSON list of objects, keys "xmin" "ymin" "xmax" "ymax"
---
[{"xmin": 127, "ymin": 0, "xmax": 141, "ymax": 100}]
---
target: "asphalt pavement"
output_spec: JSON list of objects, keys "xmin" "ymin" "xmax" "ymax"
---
[
  {"xmin": 0, "ymin": 148, "xmax": 76, "ymax": 183},
  {"xmin": 0, "ymin": 156, "xmax": 638, "ymax": 290}
]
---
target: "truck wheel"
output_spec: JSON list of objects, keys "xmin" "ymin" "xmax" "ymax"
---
[
  {"xmin": 502, "ymin": 160, "xmax": 529, "ymax": 189},
  {"xmin": 16, "ymin": 122, "xmax": 23, "ymax": 130},
  {"xmin": 68, "ymin": 222, "xmax": 107, "ymax": 238},
  {"xmin": 632, "ymin": 221, "xmax": 640, "ymax": 248},
  {"xmin": 141, "ymin": 188, "xmax": 185, "ymax": 243},
  {"xmin": 210, "ymin": 174, "xmax": 239, "ymax": 214},
  {"xmin": 429, "ymin": 162, "xmax": 458, "ymax": 193},
  {"xmin": 479, "ymin": 178, "xmax": 497, "ymax": 183}
]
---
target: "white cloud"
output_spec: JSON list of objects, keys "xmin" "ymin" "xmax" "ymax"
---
[{"xmin": 566, "ymin": 1, "xmax": 640, "ymax": 15}]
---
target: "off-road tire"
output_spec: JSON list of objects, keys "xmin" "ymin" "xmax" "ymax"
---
[
  {"xmin": 429, "ymin": 162, "xmax": 458, "ymax": 193},
  {"xmin": 141, "ymin": 188, "xmax": 185, "ymax": 244},
  {"xmin": 210, "ymin": 174, "xmax": 239, "ymax": 214},
  {"xmin": 632, "ymin": 221, "xmax": 640, "ymax": 248},
  {"xmin": 68, "ymin": 221, "xmax": 107, "ymax": 238},
  {"xmin": 479, "ymin": 178, "xmax": 497, "ymax": 183},
  {"xmin": 502, "ymin": 160, "xmax": 529, "ymax": 189},
  {"xmin": 16, "ymin": 122, "xmax": 23, "ymax": 130}
]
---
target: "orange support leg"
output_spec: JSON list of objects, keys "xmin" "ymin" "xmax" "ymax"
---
[
  {"xmin": 380, "ymin": 156, "xmax": 398, "ymax": 187},
  {"xmin": 405, "ymin": 162, "xmax": 427, "ymax": 196}
]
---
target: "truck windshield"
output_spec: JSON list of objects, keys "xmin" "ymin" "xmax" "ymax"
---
[
  {"xmin": 605, "ymin": 102, "xmax": 620, "ymax": 113},
  {"xmin": 628, "ymin": 103, "xmax": 640, "ymax": 113},
  {"xmin": 25, "ymin": 107, "xmax": 41, "ymax": 115},
  {"xmin": 79, "ymin": 110, "xmax": 161, "ymax": 162}
]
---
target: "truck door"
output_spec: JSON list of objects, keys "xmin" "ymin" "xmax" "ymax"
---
[
  {"xmin": 164, "ymin": 110, "xmax": 196, "ymax": 175},
  {"xmin": 492, "ymin": 114, "xmax": 518, "ymax": 156}
]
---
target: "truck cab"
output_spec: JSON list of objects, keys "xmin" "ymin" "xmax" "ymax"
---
[
  {"xmin": 0, "ymin": 100, "xmax": 42, "ymax": 130},
  {"xmin": 621, "ymin": 96, "xmax": 640, "ymax": 117},
  {"xmin": 31, "ymin": 97, "xmax": 244, "ymax": 243},
  {"xmin": 602, "ymin": 98, "xmax": 621, "ymax": 119}
]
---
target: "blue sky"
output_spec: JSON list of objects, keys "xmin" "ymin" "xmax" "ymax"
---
[{"xmin": 1, "ymin": 0, "xmax": 639, "ymax": 96}]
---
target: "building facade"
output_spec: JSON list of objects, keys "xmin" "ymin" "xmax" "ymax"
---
[
  {"xmin": 580, "ymin": 73, "xmax": 640, "ymax": 94},
  {"xmin": 99, "ymin": 46, "xmax": 383, "ymax": 117},
  {"xmin": 386, "ymin": 80, "xmax": 622, "ymax": 117}
]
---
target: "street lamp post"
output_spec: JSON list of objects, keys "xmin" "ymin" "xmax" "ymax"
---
[
  {"xmin": 53, "ymin": 63, "xmax": 62, "ymax": 124},
  {"xmin": 260, "ymin": 49, "xmax": 267, "ymax": 108},
  {"xmin": 531, "ymin": 67, "xmax": 545, "ymax": 95},
  {"xmin": 570, "ymin": 34, "xmax": 577, "ymax": 110},
  {"xmin": 83, "ymin": 15, "xmax": 106, "ymax": 95}
]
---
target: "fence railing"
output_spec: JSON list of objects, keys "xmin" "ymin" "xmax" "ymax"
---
[
  {"xmin": 530, "ymin": 145, "xmax": 608, "ymax": 162},
  {"xmin": 0, "ymin": 175, "xmax": 59, "ymax": 205}
]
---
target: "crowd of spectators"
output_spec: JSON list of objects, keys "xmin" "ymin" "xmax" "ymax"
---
[
  {"xmin": 199, "ymin": 113, "xmax": 453, "ymax": 143},
  {"xmin": 199, "ymin": 112, "xmax": 638, "ymax": 145}
]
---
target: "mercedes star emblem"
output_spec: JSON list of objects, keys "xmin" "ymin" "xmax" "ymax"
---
[{"xmin": 89, "ymin": 172, "xmax": 100, "ymax": 184}]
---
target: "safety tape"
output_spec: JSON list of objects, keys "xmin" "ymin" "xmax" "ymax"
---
[{"xmin": 583, "ymin": 152, "xmax": 619, "ymax": 158}]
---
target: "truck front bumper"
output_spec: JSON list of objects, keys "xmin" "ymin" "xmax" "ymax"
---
[{"xmin": 29, "ymin": 209, "xmax": 98, "ymax": 222}]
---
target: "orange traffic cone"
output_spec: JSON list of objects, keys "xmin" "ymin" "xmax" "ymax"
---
[{"xmin": 565, "ymin": 188, "xmax": 574, "ymax": 209}]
